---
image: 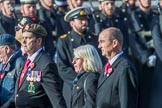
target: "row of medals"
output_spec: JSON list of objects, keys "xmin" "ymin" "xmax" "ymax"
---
[{"xmin": 27, "ymin": 69, "xmax": 41, "ymax": 93}]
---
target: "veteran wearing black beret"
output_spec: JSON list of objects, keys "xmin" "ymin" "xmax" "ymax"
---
[
  {"xmin": 15, "ymin": 23, "xmax": 66, "ymax": 108},
  {"xmin": 57, "ymin": 6, "xmax": 99, "ymax": 108},
  {"xmin": 15, "ymin": 16, "xmax": 39, "ymax": 48}
]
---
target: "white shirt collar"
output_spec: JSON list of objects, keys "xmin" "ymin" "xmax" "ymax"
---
[
  {"xmin": 27, "ymin": 48, "xmax": 43, "ymax": 62},
  {"xmin": 109, "ymin": 51, "xmax": 123, "ymax": 65}
]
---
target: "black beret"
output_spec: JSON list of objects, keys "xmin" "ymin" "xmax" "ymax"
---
[{"xmin": 16, "ymin": 16, "xmax": 39, "ymax": 27}]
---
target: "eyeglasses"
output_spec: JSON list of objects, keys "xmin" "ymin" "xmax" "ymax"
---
[
  {"xmin": 15, "ymin": 26, "xmax": 21, "ymax": 31},
  {"xmin": 73, "ymin": 57, "xmax": 83, "ymax": 61}
]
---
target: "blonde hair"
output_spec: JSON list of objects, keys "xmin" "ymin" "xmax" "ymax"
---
[{"xmin": 74, "ymin": 44, "xmax": 103, "ymax": 73}]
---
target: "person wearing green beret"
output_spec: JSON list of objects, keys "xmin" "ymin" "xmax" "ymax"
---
[{"xmin": 15, "ymin": 23, "xmax": 66, "ymax": 108}]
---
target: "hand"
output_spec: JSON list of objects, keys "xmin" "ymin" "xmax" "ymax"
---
[{"xmin": 147, "ymin": 55, "xmax": 156, "ymax": 67}]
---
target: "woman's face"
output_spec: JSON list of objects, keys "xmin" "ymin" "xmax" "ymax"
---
[{"xmin": 72, "ymin": 57, "xmax": 83, "ymax": 73}]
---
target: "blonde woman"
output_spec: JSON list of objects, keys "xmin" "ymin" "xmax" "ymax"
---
[{"xmin": 71, "ymin": 44, "xmax": 102, "ymax": 108}]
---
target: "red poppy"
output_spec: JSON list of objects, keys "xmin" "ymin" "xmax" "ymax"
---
[
  {"xmin": 108, "ymin": 68, "xmax": 113, "ymax": 74},
  {"xmin": 25, "ymin": 24, "xmax": 30, "ymax": 30},
  {"xmin": 30, "ymin": 63, "xmax": 35, "ymax": 70}
]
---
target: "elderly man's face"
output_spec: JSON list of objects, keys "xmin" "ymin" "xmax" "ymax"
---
[
  {"xmin": 0, "ymin": 46, "xmax": 9, "ymax": 64},
  {"xmin": 21, "ymin": 4, "xmax": 37, "ymax": 17},
  {"xmin": 22, "ymin": 32, "xmax": 42, "ymax": 56}
]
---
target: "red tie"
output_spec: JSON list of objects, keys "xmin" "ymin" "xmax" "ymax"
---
[
  {"xmin": 18, "ymin": 59, "xmax": 31, "ymax": 88},
  {"xmin": 104, "ymin": 61, "xmax": 110, "ymax": 75}
]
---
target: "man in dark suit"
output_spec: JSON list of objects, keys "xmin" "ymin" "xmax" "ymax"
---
[
  {"xmin": 96, "ymin": 27, "xmax": 138, "ymax": 108},
  {"xmin": 15, "ymin": 23, "xmax": 66, "ymax": 108},
  {"xmin": 97, "ymin": 0, "xmax": 130, "ymax": 56}
]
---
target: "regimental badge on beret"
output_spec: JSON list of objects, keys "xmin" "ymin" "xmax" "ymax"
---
[
  {"xmin": 21, "ymin": 18, "xmax": 28, "ymax": 26},
  {"xmin": 17, "ymin": 16, "xmax": 39, "ymax": 27},
  {"xmin": 24, "ymin": 24, "xmax": 30, "ymax": 30}
]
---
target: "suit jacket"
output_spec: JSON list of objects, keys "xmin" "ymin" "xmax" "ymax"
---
[
  {"xmin": 15, "ymin": 50, "xmax": 66, "ymax": 108},
  {"xmin": 96, "ymin": 54, "xmax": 138, "ymax": 108},
  {"xmin": 71, "ymin": 72, "xmax": 99, "ymax": 108}
]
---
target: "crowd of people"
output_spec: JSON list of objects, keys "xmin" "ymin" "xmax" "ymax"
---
[{"xmin": 0, "ymin": 0, "xmax": 162, "ymax": 108}]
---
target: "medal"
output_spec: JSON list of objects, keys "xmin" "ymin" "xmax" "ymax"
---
[
  {"xmin": 36, "ymin": 71, "xmax": 41, "ymax": 82},
  {"xmin": 30, "ymin": 71, "xmax": 34, "ymax": 81},
  {"xmin": 33, "ymin": 71, "xmax": 37, "ymax": 82},
  {"xmin": 26, "ymin": 70, "xmax": 31, "ymax": 81},
  {"xmin": 27, "ymin": 82, "xmax": 35, "ymax": 93}
]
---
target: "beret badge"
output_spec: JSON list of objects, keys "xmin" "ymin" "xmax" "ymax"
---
[
  {"xmin": 21, "ymin": 18, "xmax": 28, "ymax": 26},
  {"xmin": 24, "ymin": 24, "xmax": 30, "ymax": 30}
]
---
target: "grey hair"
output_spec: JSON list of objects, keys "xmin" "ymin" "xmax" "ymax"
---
[{"xmin": 74, "ymin": 44, "xmax": 103, "ymax": 73}]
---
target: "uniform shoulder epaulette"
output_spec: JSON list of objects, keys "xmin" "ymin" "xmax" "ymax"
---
[{"xmin": 60, "ymin": 34, "xmax": 67, "ymax": 39}]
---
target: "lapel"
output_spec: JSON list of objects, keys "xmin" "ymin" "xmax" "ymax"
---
[
  {"xmin": 0, "ymin": 63, "xmax": 11, "ymax": 85},
  {"xmin": 98, "ymin": 54, "xmax": 124, "ymax": 89},
  {"xmin": 1, "ymin": 53, "xmax": 18, "ymax": 84},
  {"xmin": 72, "ymin": 72, "xmax": 87, "ymax": 97},
  {"xmin": 17, "ymin": 50, "xmax": 44, "ymax": 91},
  {"xmin": 15, "ymin": 62, "xmax": 25, "ymax": 92},
  {"xmin": 16, "ymin": 58, "xmax": 26, "ymax": 91}
]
